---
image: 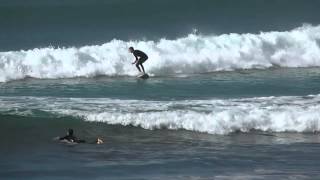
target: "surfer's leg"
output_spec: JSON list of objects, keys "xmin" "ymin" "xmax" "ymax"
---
[
  {"xmin": 138, "ymin": 57, "xmax": 146, "ymax": 73},
  {"xmin": 135, "ymin": 63, "xmax": 141, "ymax": 72},
  {"xmin": 140, "ymin": 63, "xmax": 145, "ymax": 73}
]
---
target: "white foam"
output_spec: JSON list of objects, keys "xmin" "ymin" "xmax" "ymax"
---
[
  {"xmin": 1, "ymin": 25, "xmax": 320, "ymax": 82},
  {"xmin": 1, "ymin": 95, "xmax": 320, "ymax": 134}
]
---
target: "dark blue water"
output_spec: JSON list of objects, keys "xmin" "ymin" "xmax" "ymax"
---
[
  {"xmin": 1, "ymin": 115, "xmax": 320, "ymax": 180},
  {"xmin": 1, "ymin": 0, "xmax": 320, "ymax": 51}
]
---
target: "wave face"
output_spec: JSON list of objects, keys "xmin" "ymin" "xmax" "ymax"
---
[
  {"xmin": 1, "ymin": 95, "xmax": 320, "ymax": 135},
  {"xmin": 1, "ymin": 25, "xmax": 320, "ymax": 82}
]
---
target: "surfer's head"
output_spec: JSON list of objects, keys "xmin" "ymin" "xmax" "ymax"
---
[
  {"xmin": 129, "ymin": 47, "xmax": 134, "ymax": 53},
  {"xmin": 68, "ymin": 128, "xmax": 74, "ymax": 136}
]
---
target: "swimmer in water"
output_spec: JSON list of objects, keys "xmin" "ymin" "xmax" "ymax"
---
[
  {"xmin": 56, "ymin": 128, "xmax": 104, "ymax": 144},
  {"xmin": 59, "ymin": 128, "xmax": 85, "ymax": 143}
]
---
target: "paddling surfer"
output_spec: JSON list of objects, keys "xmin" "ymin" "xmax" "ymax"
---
[
  {"xmin": 56, "ymin": 128, "xmax": 104, "ymax": 144},
  {"xmin": 59, "ymin": 128, "xmax": 85, "ymax": 143}
]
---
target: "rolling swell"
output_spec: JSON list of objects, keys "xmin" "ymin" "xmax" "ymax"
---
[
  {"xmin": 1, "ymin": 25, "xmax": 320, "ymax": 82},
  {"xmin": 1, "ymin": 95, "xmax": 320, "ymax": 135}
]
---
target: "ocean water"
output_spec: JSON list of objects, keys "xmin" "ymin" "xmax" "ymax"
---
[{"xmin": 1, "ymin": 0, "xmax": 320, "ymax": 179}]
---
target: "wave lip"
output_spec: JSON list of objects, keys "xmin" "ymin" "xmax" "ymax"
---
[
  {"xmin": 1, "ymin": 95, "xmax": 320, "ymax": 135},
  {"xmin": 1, "ymin": 25, "xmax": 320, "ymax": 82}
]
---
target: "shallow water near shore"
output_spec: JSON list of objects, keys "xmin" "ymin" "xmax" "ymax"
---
[
  {"xmin": 1, "ymin": 116, "xmax": 320, "ymax": 180},
  {"xmin": 1, "ymin": 68, "xmax": 320, "ymax": 179}
]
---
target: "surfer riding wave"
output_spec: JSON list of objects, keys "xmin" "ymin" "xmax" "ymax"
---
[{"xmin": 129, "ymin": 47, "xmax": 148, "ymax": 74}]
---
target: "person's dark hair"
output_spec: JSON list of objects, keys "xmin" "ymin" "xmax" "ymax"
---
[
  {"xmin": 129, "ymin": 47, "xmax": 134, "ymax": 51},
  {"xmin": 68, "ymin": 129, "xmax": 74, "ymax": 136}
]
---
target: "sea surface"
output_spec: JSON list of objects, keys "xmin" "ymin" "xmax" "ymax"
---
[{"xmin": 1, "ymin": 0, "xmax": 320, "ymax": 180}]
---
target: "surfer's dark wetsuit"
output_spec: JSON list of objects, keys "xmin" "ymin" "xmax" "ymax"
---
[
  {"xmin": 130, "ymin": 47, "xmax": 148, "ymax": 73},
  {"xmin": 59, "ymin": 129, "xmax": 85, "ymax": 143}
]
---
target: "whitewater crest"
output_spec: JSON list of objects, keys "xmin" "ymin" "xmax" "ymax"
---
[
  {"xmin": 1, "ymin": 95, "xmax": 320, "ymax": 135},
  {"xmin": 1, "ymin": 25, "xmax": 320, "ymax": 82}
]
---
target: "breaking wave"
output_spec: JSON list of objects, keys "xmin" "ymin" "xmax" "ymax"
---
[
  {"xmin": 1, "ymin": 25, "xmax": 320, "ymax": 82},
  {"xmin": 1, "ymin": 95, "xmax": 320, "ymax": 135}
]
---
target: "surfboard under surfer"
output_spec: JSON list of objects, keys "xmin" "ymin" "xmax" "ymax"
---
[{"xmin": 129, "ymin": 47, "xmax": 148, "ymax": 74}]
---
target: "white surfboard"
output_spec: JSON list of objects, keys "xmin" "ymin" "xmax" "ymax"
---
[
  {"xmin": 59, "ymin": 139, "xmax": 78, "ymax": 145},
  {"xmin": 137, "ymin": 73, "xmax": 149, "ymax": 79}
]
